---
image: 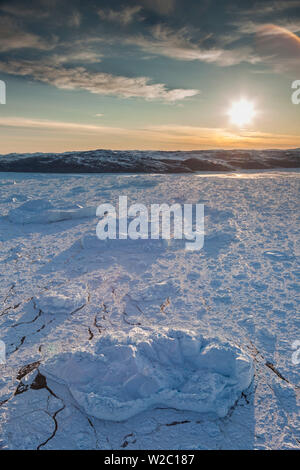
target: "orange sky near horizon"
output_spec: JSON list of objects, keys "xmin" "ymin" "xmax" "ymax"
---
[{"xmin": 1, "ymin": 118, "xmax": 300, "ymax": 154}]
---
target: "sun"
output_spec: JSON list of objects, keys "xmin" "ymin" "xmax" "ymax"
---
[{"xmin": 228, "ymin": 99, "xmax": 256, "ymax": 127}]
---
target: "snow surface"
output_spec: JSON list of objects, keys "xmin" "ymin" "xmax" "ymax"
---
[
  {"xmin": 0, "ymin": 170, "xmax": 299, "ymax": 449},
  {"xmin": 8, "ymin": 199, "xmax": 96, "ymax": 224}
]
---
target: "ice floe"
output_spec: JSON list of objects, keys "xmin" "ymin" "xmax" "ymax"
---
[{"xmin": 40, "ymin": 328, "xmax": 254, "ymax": 421}]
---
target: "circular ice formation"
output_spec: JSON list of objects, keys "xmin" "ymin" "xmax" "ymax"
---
[{"xmin": 40, "ymin": 328, "xmax": 254, "ymax": 421}]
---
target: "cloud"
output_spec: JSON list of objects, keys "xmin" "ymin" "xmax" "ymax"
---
[
  {"xmin": 0, "ymin": 15, "xmax": 54, "ymax": 52},
  {"xmin": 98, "ymin": 6, "xmax": 142, "ymax": 25},
  {"xmin": 255, "ymin": 24, "xmax": 300, "ymax": 74},
  {"xmin": 141, "ymin": 0, "xmax": 175, "ymax": 15},
  {"xmin": 233, "ymin": 18, "xmax": 300, "ymax": 35},
  {"xmin": 68, "ymin": 10, "xmax": 81, "ymax": 27},
  {"xmin": 234, "ymin": 22, "xmax": 291, "ymax": 36},
  {"xmin": 125, "ymin": 24, "xmax": 260, "ymax": 66},
  {"xmin": 49, "ymin": 51, "xmax": 103, "ymax": 64},
  {"xmin": 0, "ymin": 117, "xmax": 125, "ymax": 133},
  {"xmin": 230, "ymin": 0, "xmax": 300, "ymax": 18},
  {"xmin": 0, "ymin": 0, "xmax": 55, "ymax": 18},
  {"xmin": 0, "ymin": 59, "xmax": 199, "ymax": 101}
]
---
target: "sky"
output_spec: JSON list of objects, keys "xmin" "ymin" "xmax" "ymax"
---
[{"xmin": 0, "ymin": 0, "xmax": 299, "ymax": 153}]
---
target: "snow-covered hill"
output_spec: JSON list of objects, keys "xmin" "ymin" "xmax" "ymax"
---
[{"xmin": 0, "ymin": 148, "xmax": 299, "ymax": 173}]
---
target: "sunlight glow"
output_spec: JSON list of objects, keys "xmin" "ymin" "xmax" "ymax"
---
[{"xmin": 228, "ymin": 99, "xmax": 256, "ymax": 127}]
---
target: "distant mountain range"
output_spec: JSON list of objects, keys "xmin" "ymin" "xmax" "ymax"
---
[{"xmin": 0, "ymin": 149, "xmax": 299, "ymax": 173}]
